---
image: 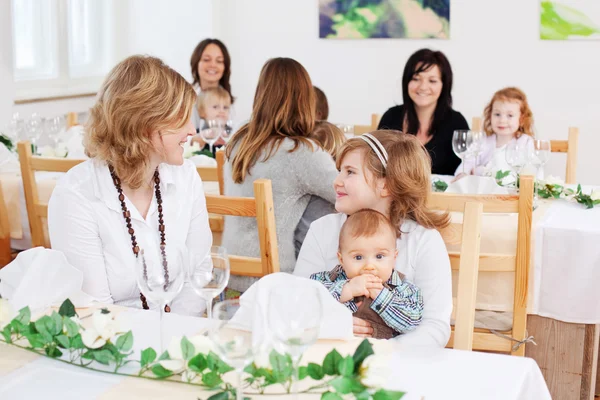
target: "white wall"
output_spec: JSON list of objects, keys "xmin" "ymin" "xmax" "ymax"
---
[{"xmin": 215, "ymin": 0, "xmax": 600, "ymax": 184}]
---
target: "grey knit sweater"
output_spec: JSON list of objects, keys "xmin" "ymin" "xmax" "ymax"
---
[{"xmin": 222, "ymin": 138, "xmax": 338, "ymax": 292}]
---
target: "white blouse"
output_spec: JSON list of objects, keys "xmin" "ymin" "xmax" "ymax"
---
[
  {"xmin": 295, "ymin": 213, "xmax": 452, "ymax": 348},
  {"xmin": 48, "ymin": 159, "xmax": 212, "ymax": 316}
]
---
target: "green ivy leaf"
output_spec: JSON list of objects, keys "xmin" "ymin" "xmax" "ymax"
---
[
  {"xmin": 151, "ymin": 364, "xmax": 173, "ymax": 379},
  {"xmin": 50, "ymin": 312, "xmax": 63, "ymax": 336},
  {"xmin": 299, "ymin": 366, "xmax": 308, "ymax": 380},
  {"xmin": 330, "ymin": 376, "xmax": 356, "ymax": 394},
  {"xmin": 25, "ymin": 333, "xmax": 45, "ymax": 348},
  {"xmin": 10, "ymin": 320, "xmax": 28, "ymax": 335},
  {"xmin": 180, "ymin": 336, "xmax": 195, "ymax": 360},
  {"xmin": 63, "ymin": 317, "xmax": 79, "ymax": 337},
  {"xmin": 15, "ymin": 307, "xmax": 31, "ymax": 325},
  {"xmin": 352, "ymin": 339, "xmax": 374, "ymax": 372},
  {"xmin": 157, "ymin": 350, "xmax": 170, "ymax": 361},
  {"xmin": 322, "ymin": 349, "xmax": 343, "ymax": 376},
  {"xmin": 188, "ymin": 353, "xmax": 207, "ymax": 373},
  {"xmin": 45, "ymin": 344, "xmax": 63, "ymax": 358},
  {"xmin": 93, "ymin": 349, "xmax": 116, "ymax": 365},
  {"xmin": 58, "ymin": 299, "xmax": 77, "ymax": 318},
  {"xmin": 355, "ymin": 390, "xmax": 372, "ymax": 400},
  {"xmin": 140, "ymin": 347, "xmax": 157, "ymax": 368},
  {"xmin": 495, "ymin": 170, "xmax": 511, "ymax": 180},
  {"xmin": 207, "ymin": 392, "xmax": 230, "ymax": 400},
  {"xmin": 202, "ymin": 371, "xmax": 223, "ymax": 388},
  {"xmin": 307, "ymin": 362, "xmax": 324, "ymax": 380},
  {"xmin": 34, "ymin": 316, "xmax": 55, "ymax": 343},
  {"xmin": 55, "ymin": 334, "xmax": 70, "ymax": 349},
  {"xmin": 373, "ymin": 389, "xmax": 406, "ymax": 400},
  {"xmin": 321, "ymin": 392, "xmax": 344, "ymax": 400},
  {"xmin": 70, "ymin": 334, "xmax": 84, "ymax": 350},
  {"xmin": 1, "ymin": 325, "xmax": 12, "ymax": 343},
  {"xmin": 337, "ymin": 356, "xmax": 354, "ymax": 377},
  {"xmin": 115, "ymin": 331, "xmax": 133, "ymax": 353},
  {"xmin": 270, "ymin": 350, "xmax": 293, "ymax": 382}
]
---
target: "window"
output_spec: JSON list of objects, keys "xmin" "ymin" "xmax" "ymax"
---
[{"xmin": 11, "ymin": 0, "xmax": 114, "ymax": 100}]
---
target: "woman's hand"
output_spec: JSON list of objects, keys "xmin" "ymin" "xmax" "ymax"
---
[{"xmin": 353, "ymin": 316, "xmax": 373, "ymax": 337}]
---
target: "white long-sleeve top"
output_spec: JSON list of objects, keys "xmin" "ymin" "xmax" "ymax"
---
[
  {"xmin": 48, "ymin": 159, "xmax": 212, "ymax": 316},
  {"xmin": 294, "ymin": 213, "xmax": 452, "ymax": 348}
]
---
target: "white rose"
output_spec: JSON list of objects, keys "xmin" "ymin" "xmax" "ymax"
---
[
  {"xmin": 160, "ymin": 335, "xmax": 213, "ymax": 373},
  {"xmin": 39, "ymin": 146, "xmax": 56, "ymax": 157},
  {"xmin": 182, "ymin": 140, "xmax": 200, "ymax": 159},
  {"xmin": 591, "ymin": 190, "xmax": 600, "ymax": 201},
  {"xmin": 360, "ymin": 354, "xmax": 391, "ymax": 388},
  {"xmin": 81, "ymin": 310, "xmax": 125, "ymax": 349},
  {"xmin": 544, "ymin": 175, "xmax": 564, "ymax": 186},
  {"xmin": 0, "ymin": 298, "xmax": 17, "ymax": 330},
  {"xmin": 55, "ymin": 144, "xmax": 68, "ymax": 158}
]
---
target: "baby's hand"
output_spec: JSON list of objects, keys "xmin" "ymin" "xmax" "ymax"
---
[{"xmin": 340, "ymin": 275, "xmax": 382, "ymax": 302}]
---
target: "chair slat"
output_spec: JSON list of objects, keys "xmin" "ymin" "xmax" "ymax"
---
[
  {"xmin": 550, "ymin": 140, "xmax": 568, "ymax": 153},
  {"xmin": 429, "ymin": 193, "xmax": 519, "ymax": 213},
  {"xmin": 447, "ymin": 331, "xmax": 512, "ymax": 352},
  {"xmin": 197, "ymin": 166, "xmax": 218, "ymax": 182},
  {"xmin": 449, "ymin": 252, "xmax": 516, "ymax": 272},
  {"xmin": 216, "ymin": 151, "xmax": 225, "ymax": 195},
  {"xmin": 229, "ymin": 255, "xmax": 265, "ymax": 277},
  {"xmin": 205, "ymin": 195, "xmax": 256, "ymax": 217}
]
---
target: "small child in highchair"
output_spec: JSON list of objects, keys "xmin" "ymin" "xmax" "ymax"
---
[
  {"xmin": 455, "ymin": 87, "xmax": 535, "ymax": 178},
  {"xmin": 309, "ymin": 209, "xmax": 423, "ymax": 339}
]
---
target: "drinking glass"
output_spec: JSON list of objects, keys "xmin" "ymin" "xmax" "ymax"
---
[
  {"xmin": 135, "ymin": 244, "xmax": 185, "ymax": 352},
  {"xmin": 189, "ymin": 246, "xmax": 230, "ymax": 319},
  {"xmin": 210, "ymin": 299, "xmax": 256, "ymax": 400},
  {"xmin": 221, "ymin": 120, "xmax": 236, "ymax": 143},
  {"xmin": 201, "ymin": 120, "xmax": 223, "ymax": 152},
  {"xmin": 452, "ymin": 130, "xmax": 473, "ymax": 173},
  {"xmin": 530, "ymin": 139, "xmax": 551, "ymax": 175},
  {"xmin": 469, "ymin": 130, "xmax": 486, "ymax": 165},
  {"xmin": 505, "ymin": 140, "xmax": 530, "ymax": 175},
  {"xmin": 46, "ymin": 116, "xmax": 65, "ymax": 147},
  {"xmin": 26, "ymin": 113, "xmax": 43, "ymax": 153},
  {"xmin": 268, "ymin": 286, "xmax": 322, "ymax": 397}
]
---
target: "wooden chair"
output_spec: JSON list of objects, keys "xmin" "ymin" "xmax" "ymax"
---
[
  {"xmin": 472, "ymin": 116, "xmax": 483, "ymax": 131},
  {"xmin": 18, "ymin": 141, "xmax": 84, "ymax": 248},
  {"xmin": 428, "ymin": 175, "xmax": 534, "ymax": 356},
  {"xmin": 66, "ymin": 112, "xmax": 79, "ymax": 128},
  {"xmin": 205, "ymin": 179, "xmax": 280, "ymax": 277},
  {"xmin": 0, "ymin": 181, "xmax": 13, "ymax": 267},
  {"xmin": 216, "ymin": 150, "xmax": 225, "ymax": 195},
  {"xmin": 354, "ymin": 113, "xmax": 381, "ymax": 135},
  {"xmin": 550, "ymin": 127, "xmax": 579, "ymax": 184}
]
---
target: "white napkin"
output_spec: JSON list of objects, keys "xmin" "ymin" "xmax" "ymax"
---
[
  {"xmin": 0, "ymin": 247, "xmax": 95, "ymax": 313},
  {"xmin": 190, "ymin": 154, "xmax": 217, "ymax": 167},
  {"xmin": 445, "ymin": 175, "xmax": 509, "ymax": 195},
  {"xmin": 64, "ymin": 125, "xmax": 87, "ymax": 159},
  {"xmin": 0, "ymin": 142, "xmax": 19, "ymax": 173},
  {"xmin": 229, "ymin": 272, "xmax": 353, "ymax": 341}
]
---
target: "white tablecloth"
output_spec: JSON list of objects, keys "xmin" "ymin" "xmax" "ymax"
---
[{"xmin": 0, "ymin": 307, "xmax": 551, "ymax": 400}]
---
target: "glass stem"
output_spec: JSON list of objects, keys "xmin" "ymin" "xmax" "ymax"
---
[
  {"xmin": 159, "ymin": 303, "xmax": 166, "ymax": 353},
  {"xmin": 206, "ymin": 297, "xmax": 213, "ymax": 319},
  {"xmin": 291, "ymin": 353, "xmax": 302, "ymax": 398},
  {"xmin": 236, "ymin": 368, "xmax": 244, "ymax": 400}
]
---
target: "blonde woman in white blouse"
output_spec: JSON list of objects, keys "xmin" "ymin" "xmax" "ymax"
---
[{"xmin": 48, "ymin": 56, "xmax": 211, "ymax": 316}]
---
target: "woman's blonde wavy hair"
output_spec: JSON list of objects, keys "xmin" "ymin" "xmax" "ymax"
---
[
  {"xmin": 85, "ymin": 55, "xmax": 196, "ymax": 189},
  {"xmin": 336, "ymin": 131, "xmax": 450, "ymax": 236},
  {"xmin": 225, "ymin": 58, "xmax": 316, "ymax": 183}
]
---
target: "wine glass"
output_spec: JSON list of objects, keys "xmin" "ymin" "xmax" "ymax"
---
[
  {"xmin": 210, "ymin": 299, "xmax": 256, "ymax": 400},
  {"xmin": 221, "ymin": 120, "xmax": 236, "ymax": 143},
  {"xmin": 469, "ymin": 130, "xmax": 486, "ymax": 165},
  {"xmin": 46, "ymin": 116, "xmax": 65, "ymax": 148},
  {"xmin": 189, "ymin": 246, "xmax": 230, "ymax": 319},
  {"xmin": 26, "ymin": 113, "xmax": 43, "ymax": 153},
  {"xmin": 530, "ymin": 139, "xmax": 551, "ymax": 177},
  {"xmin": 452, "ymin": 130, "xmax": 473, "ymax": 173},
  {"xmin": 268, "ymin": 286, "xmax": 322, "ymax": 397},
  {"xmin": 201, "ymin": 120, "xmax": 223, "ymax": 153},
  {"xmin": 135, "ymin": 244, "xmax": 185, "ymax": 352},
  {"xmin": 505, "ymin": 140, "xmax": 530, "ymax": 175},
  {"xmin": 337, "ymin": 124, "xmax": 355, "ymax": 140}
]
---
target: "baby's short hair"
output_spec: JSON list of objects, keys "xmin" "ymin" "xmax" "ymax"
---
[
  {"xmin": 197, "ymin": 86, "xmax": 231, "ymax": 117},
  {"xmin": 339, "ymin": 209, "xmax": 396, "ymax": 250}
]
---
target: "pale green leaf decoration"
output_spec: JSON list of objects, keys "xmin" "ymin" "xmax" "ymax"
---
[{"xmin": 540, "ymin": 1, "xmax": 600, "ymax": 40}]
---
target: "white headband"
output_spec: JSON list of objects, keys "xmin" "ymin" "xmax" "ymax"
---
[{"xmin": 358, "ymin": 133, "xmax": 388, "ymax": 169}]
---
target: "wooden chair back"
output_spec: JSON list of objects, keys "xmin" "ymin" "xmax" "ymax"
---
[
  {"xmin": 66, "ymin": 112, "xmax": 79, "ymax": 128},
  {"xmin": 472, "ymin": 116, "xmax": 483, "ymax": 132},
  {"xmin": 205, "ymin": 179, "xmax": 279, "ymax": 277},
  {"xmin": 354, "ymin": 113, "xmax": 382, "ymax": 135},
  {"xmin": 0, "ymin": 181, "xmax": 12, "ymax": 267},
  {"xmin": 428, "ymin": 175, "xmax": 534, "ymax": 356},
  {"xmin": 550, "ymin": 127, "xmax": 579, "ymax": 184},
  {"xmin": 216, "ymin": 150, "xmax": 225, "ymax": 195},
  {"xmin": 18, "ymin": 141, "xmax": 84, "ymax": 248}
]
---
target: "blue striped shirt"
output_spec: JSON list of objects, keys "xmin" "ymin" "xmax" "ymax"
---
[{"xmin": 310, "ymin": 266, "xmax": 424, "ymax": 334}]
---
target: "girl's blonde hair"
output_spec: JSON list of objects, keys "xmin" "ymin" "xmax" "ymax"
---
[
  {"xmin": 226, "ymin": 58, "xmax": 315, "ymax": 183},
  {"xmin": 336, "ymin": 131, "xmax": 450, "ymax": 236},
  {"xmin": 483, "ymin": 87, "xmax": 534, "ymax": 138},
  {"xmin": 311, "ymin": 121, "xmax": 346, "ymax": 159},
  {"xmin": 85, "ymin": 55, "xmax": 196, "ymax": 189},
  {"xmin": 197, "ymin": 86, "xmax": 231, "ymax": 119}
]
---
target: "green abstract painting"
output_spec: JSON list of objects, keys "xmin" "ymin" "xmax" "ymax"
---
[
  {"xmin": 319, "ymin": 0, "xmax": 450, "ymax": 39},
  {"xmin": 540, "ymin": 0, "xmax": 600, "ymax": 40}
]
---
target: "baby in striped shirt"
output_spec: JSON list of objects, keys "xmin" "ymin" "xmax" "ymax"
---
[{"xmin": 310, "ymin": 209, "xmax": 423, "ymax": 339}]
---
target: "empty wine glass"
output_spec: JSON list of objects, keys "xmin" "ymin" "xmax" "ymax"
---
[
  {"xmin": 27, "ymin": 113, "xmax": 43, "ymax": 153},
  {"xmin": 136, "ymin": 244, "xmax": 185, "ymax": 352},
  {"xmin": 268, "ymin": 286, "xmax": 322, "ymax": 397},
  {"xmin": 210, "ymin": 299, "xmax": 256, "ymax": 400},
  {"xmin": 189, "ymin": 246, "xmax": 230, "ymax": 319},
  {"xmin": 201, "ymin": 120, "xmax": 223, "ymax": 152},
  {"xmin": 530, "ymin": 139, "xmax": 551, "ymax": 176},
  {"xmin": 469, "ymin": 130, "xmax": 486, "ymax": 165},
  {"xmin": 46, "ymin": 116, "xmax": 65, "ymax": 148},
  {"xmin": 452, "ymin": 130, "xmax": 473, "ymax": 173},
  {"xmin": 505, "ymin": 140, "xmax": 530, "ymax": 175},
  {"xmin": 221, "ymin": 120, "xmax": 236, "ymax": 143}
]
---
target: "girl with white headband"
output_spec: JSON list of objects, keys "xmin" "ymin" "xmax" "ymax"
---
[{"xmin": 295, "ymin": 130, "xmax": 453, "ymax": 347}]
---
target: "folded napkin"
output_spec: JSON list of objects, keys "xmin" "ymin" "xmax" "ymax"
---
[
  {"xmin": 190, "ymin": 154, "xmax": 217, "ymax": 167},
  {"xmin": 64, "ymin": 125, "xmax": 87, "ymax": 159},
  {"xmin": 229, "ymin": 272, "xmax": 353, "ymax": 341},
  {"xmin": 446, "ymin": 175, "xmax": 509, "ymax": 195},
  {"xmin": 0, "ymin": 143, "xmax": 19, "ymax": 173},
  {"xmin": 0, "ymin": 247, "xmax": 95, "ymax": 313}
]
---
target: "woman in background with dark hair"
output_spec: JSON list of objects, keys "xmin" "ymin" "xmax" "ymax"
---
[
  {"xmin": 378, "ymin": 48, "xmax": 469, "ymax": 175},
  {"xmin": 190, "ymin": 39, "xmax": 234, "ymax": 132}
]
